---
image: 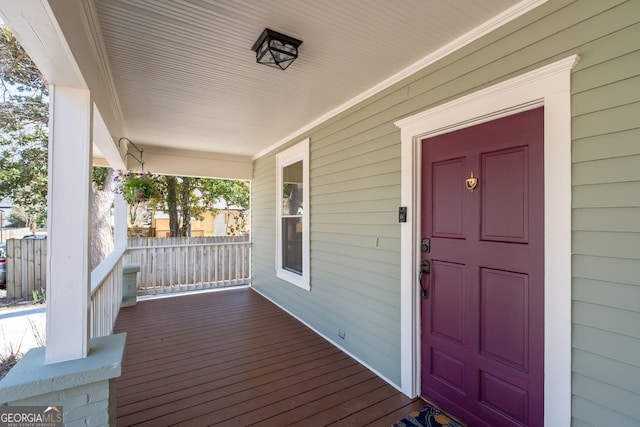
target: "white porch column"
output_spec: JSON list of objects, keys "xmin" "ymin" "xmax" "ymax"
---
[
  {"xmin": 45, "ymin": 85, "xmax": 93, "ymax": 364},
  {"xmin": 114, "ymin": 193, "xmax": 128, "ymax": 250}
]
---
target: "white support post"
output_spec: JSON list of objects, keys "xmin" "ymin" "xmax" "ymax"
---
[
  {"xmin": 114, "ymin": 193, "xmax": 128, "ymax": 250},
  {"xmin": 45, "ymin": 85, "xmax": 93, "ymax": 364}
]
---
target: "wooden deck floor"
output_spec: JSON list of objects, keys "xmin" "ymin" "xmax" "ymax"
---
[{"xmin": 114, "ymin": 287, "xmax": 423, "ymax": 426}]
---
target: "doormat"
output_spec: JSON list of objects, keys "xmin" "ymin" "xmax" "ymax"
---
[{"xmin": 393, "ymin": 403, "xmax": 463, "ymax": 427}]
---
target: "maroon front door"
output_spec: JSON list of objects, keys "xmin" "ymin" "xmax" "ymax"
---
[{"xmin": 420, "ymin": 108, "xmax": 544, "ymax": 427}]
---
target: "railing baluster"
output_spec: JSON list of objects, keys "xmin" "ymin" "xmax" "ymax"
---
[
  {"xmin": 176, "ymin": 247, "xmax": 181, "ymax": 293},
  {"xmin": 234, "ymin": 245, "xmax": 238, "ymax": 286},
  {"xmin": 170, "ymin": 248, "xmax": 175, "ymax": 293},
  {"xmin": 228, "ymin": 245, "xmax": 232, "ymax": 286},
  {"xmin": 222, "ymin": 245, "xmax": 227, "ymax": 286},
  {"xmin": 206, "ymin": 245, "xmax": 211, "ymax": 287},
  {"xmin": 151, "ymin": 247, "xmax": 156, "ymax": 290},
  {"xmin": 192, "ymin": 245, "xmax": 196, "ymax": 290},
  {"xmin": 215, "ymin": 245, "xmax": 219, "ymax": 286},
  {"xmin": 90, "ymin": 248, "xmax": 126, "ymax": 339},
  {"xmin": 200, "ymin": 245, "xmax": 204, "ymax": 289},
  {"xmin": 241, "ymin": 244, "xmax": 246, "ymax": 284}
]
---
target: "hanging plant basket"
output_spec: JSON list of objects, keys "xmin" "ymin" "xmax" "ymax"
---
[{"xmin": 113, "ymin": 171, "xmax": 160, "ymax": 204}]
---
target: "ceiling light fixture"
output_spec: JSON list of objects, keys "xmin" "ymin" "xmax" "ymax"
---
[{"xmin": 251, "ymin": 28, "xmax": 302, "ymax": 70}]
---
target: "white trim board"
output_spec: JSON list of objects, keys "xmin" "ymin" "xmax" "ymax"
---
[
  {"xmin": 395, "ymin": 55, "xmax": 578, "ymax": 427},
  {"xmin": 253, "ymin": 0, "xmax": 547, "ymax": 160},
  {"xmin": 275, "ymin": 138, "xmax": 311, "ymax": 291}
]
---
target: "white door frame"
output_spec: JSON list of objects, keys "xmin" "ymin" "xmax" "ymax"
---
[{"xmin": 395, "ymin": 55, "xmax": 579, "ymax": 426}]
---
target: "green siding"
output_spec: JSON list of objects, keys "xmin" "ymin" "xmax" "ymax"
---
[
  {"xmin": 573, "ymin": 129, "xmax": 640, "ymax": 163},
  {"xmin": 573, "ymin": 349, "xmax": 640, "ymax": 396},
  {"xmin": 572, "ymin": 396, "xmax": 640, "ymax": 427},
  {"xmin": 251, "ymin": 0, "xmax": 640, "ymax": 422}
]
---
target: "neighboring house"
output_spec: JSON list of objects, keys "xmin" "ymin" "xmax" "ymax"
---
[
  {"xmin": 0, "ymin": 1, "xmax": 638, "ymax": 426},
  {"xmin": 151, "ymin": 206, "xmax": 250, "ymax": 238}
]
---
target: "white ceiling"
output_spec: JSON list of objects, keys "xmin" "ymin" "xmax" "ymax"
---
[{"xmin": 92, "ymin": 0, "xmax": 521, "ymax": 158}]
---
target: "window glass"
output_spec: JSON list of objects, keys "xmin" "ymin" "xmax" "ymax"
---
[
  {"xmin": 281, "ymin": 161, "xmax": 303, "ymax": 275},
  {"xmin": 282, "ymin": 161, "xmax": 303, "ymax": 214},
  {"xmin": 282, "ymin": 217, "xmax": 302, "ymax": 274}
]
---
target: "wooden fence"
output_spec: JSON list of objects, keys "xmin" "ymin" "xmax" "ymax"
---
[
  {"xmin": 125, "ymin": 236, "xmax": 251, "ymax": 295},
  {"xmin": 2, "ymin": 235, "xmax": 251, "ymax": 299},
  {"xmin": 4, "ymin": 238, "xmax": 47, "ymax": 299}
]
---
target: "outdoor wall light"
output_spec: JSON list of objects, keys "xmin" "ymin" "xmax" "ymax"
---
[{"xmin": 251, "ymin": 28, "xmax": 302, "ymax": 70}]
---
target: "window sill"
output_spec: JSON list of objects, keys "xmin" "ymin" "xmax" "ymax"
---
[{"xmin": 277, "ymin": 269, "xmax": 310, "ymax": 291}]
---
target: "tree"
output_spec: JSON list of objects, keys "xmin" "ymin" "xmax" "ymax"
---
[
  {"xmin": 114, "ymin": 171, "xmax": 250, "ymax": 237},
  {"xmin": 164, "ymin": 175, "xmax": 180, "ymax": 236},
  {"xmin": 154, "ymin": 176, "xmax": 250, "ymax": 237},
  {"xmin": 197, "ymin": 178, "xmax": 250, "ymax": 211},
  {"xmin": 180, "ymin": 177, "xmax": 191, "ymax": 237},
  {"xmin": 91, "ymin": 167, "xmax": 114, "ymax": 269},
  {"xmin": 6, "ymin": 205, "xmax": 28, "ymax": 228},
  {"xmin": 0, "ymin": 26, "xmax": 48, "ymax": 227}
]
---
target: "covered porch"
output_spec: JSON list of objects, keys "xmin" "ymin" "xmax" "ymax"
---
[
  {"xmin": 114, "ymin": 287, "xmax": 423, "ymax": 426},
  {"xmin": 3, "ymin": 0, "xmax": 639, "ymax": 425}
]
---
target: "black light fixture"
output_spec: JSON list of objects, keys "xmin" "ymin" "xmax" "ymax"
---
[{"xmin": 251, "ymin": 28, "xmax": 303, "ymax": 70}]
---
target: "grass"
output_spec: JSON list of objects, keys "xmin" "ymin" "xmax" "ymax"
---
[
  {"xmin": 0, "ymin": 331, "xmax": 23, "ymax": 380},
  {"xmin": 0, "ymin": 319, "xmax": 45, "ymax": 380}
]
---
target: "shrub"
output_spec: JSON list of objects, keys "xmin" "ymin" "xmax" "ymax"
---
[{"xmin": 32, "ymin": 287, "xmax": 45, "ymax": 304}]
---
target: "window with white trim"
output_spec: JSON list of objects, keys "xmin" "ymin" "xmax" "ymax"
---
[{"xmin": 276, "ymin": 139, "xmax": 310, "ymax": 290}]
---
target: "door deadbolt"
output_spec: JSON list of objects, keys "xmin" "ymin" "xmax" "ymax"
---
[{"xmin": 421, "ymin": 238, "xmax": 430, "ymax": 253}]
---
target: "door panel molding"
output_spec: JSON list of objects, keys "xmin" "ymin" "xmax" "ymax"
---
[
  {"xmin": 396, "ymin": 55, "xmax": 578, "ymax": 426},
  {"xmin": 481, "ymin": 146, "xmax": 529, "ymax": 243}
]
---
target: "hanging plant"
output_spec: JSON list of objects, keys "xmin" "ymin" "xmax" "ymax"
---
[{"xmin": 113, "ymin": 171, "xmax": 160, "ymax": 204}]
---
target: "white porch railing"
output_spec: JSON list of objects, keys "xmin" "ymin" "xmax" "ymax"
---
[
  {"xmin": 90, "ymin": 248, "xmax": 125, "ymax": 338},
  {"xmin": 87, "ymin": 237, "xmax": 250, "ymax": 337},
  {"xmin": 125, "ymin": 237, "xmax": 251, "ymax": 295}
]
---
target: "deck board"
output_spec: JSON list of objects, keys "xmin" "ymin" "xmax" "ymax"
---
[{"xmin": 114, "ymin": 287, "xmax": 422, "ymax": 426}]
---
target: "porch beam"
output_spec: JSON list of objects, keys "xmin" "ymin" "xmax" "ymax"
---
[
  {"xmin": 137, "ymin": 145, "xmax": 253, "ymax": 180},
  {"xmin": 45, "ymin": 85, "xmax": 93, "ymax": 364},
  {"xmin": 93, "ymin": 105, "xmax": 126, "ymax": 171},
  {"xmin": 0, "ymin": 0, "xmax": 85, "ymax": 89}
]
